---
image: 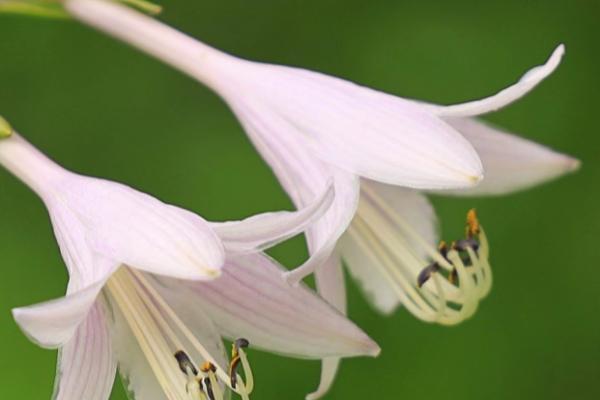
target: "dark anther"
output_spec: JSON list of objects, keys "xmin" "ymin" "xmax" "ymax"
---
[
  {"xmin": 203, "ymin": 377, "xmax": 215, "ymax": 400},
  {"xmin": 438, "ymin": 241, "xmax": 449, "ymax": 260},
  {"xmin": 453, "ymin": 238, "xmax": 480, "ymax": 253},
  {"xmin": 174, "ymin": 350, "xmax": 198, "ymax": 376},
  {"xmin": 229, "ymin": 357, "xmax": 242, "ymax": 388},
  {"xmin": 449, "ymin": 269, "xmax": 458, "ymax": 285},
  {"xmin": 235, "ymin": 338, "xmax": 250, "ymax": 350},
  {"xmin": 229, "ymin": 338, "xmax": 250, "ymax": 388},
  {"xmin": 417, "ymin": 262, "xmax": 440, "ymax": 288}
]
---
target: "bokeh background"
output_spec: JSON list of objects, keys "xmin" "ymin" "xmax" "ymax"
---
[{"xmin": 0, "ymin": 0, "xmax": 598, "ymax": 399}]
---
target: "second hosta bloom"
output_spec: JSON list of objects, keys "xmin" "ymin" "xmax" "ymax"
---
[{"xmin": 0, "ymin": 120, "xmax": 378, "ymax": 400}]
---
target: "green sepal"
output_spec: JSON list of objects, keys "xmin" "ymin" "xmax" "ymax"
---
[
  {"xmin": 0, "ymin": 1, "xmax": 70, "ymax": 19},
  {"xmin": 0, "ymin": 115, "xmax": 13, "ymax": 138}
]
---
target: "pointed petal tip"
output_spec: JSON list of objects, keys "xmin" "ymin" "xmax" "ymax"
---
[
  {"xmin": 564, "ymin": 156, "xmax": 581, "ymax": 173},
  {"xmin": 305, "ymin": 392, "xmax": 321, "ymax": 400},
  {"xmin": 433, "ymin": 43, "xmax": 567, "ymax": 118},
  {"xmin": 522, "ymin": 43, "xmax": 565, "ymax": 84},
  {"xmin": 433, "ymin": 170, "xmax": 484, "ymax": 191},
  {"xmin": 366, "ymin": 340, "xmax": 382, "ymax": 357},
  {"xmin": 11, "ymin": 307, "xmax": 60, "ymax": 349},
  {"xmin": 350, "ymin": 332, "xmax": 381, "ymax": 358},
  {"xmin": 191, "ymin": 264, "xmax": 223, "ymax": 281},
  {"xmin": 539, "ymin": 151, "xmax": 581, "ymax": 177},
  {"xmin": 553, "ymin": 43, "xmax": 566, "ymax": 62},
  {"xmin": 468, "ymin": 172, "xmax": 484, "ymax": 186}
]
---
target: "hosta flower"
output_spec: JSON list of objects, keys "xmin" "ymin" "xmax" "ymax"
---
[
  {"xmin": 0, "ymin": 123, "xmax": 379, "ymax": 399},
  {"xmin": 54, "ymin": 1, "xmax": 579, "ymax": 397}
]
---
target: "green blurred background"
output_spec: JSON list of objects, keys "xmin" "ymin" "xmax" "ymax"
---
[{"xmin": 0, "ymin": 0, "xmax": 598, "ymax": 399}]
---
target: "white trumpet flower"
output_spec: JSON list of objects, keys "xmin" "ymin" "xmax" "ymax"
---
[
  {"xmin": 56, "ymin": 1, "xmax": 579, "ymax": 397},
  {"xmin": 0, "ymin": 122, "xmax": 379, "ymax": 400}
]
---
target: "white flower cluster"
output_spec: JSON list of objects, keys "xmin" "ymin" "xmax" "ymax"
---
[{"xmin": 0, "ymin": 1, "xmax": 578, "ymax": 399}]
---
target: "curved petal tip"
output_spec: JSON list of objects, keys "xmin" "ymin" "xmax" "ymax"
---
[
  {"xmin": 433, "ymin": 43, "xmax": 566, "ymax": 118},
  {"xmin": 564, "ymin": 155, "xmax": 581, "ymax": 173}
]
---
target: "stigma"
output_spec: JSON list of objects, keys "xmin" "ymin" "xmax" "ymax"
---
[{"xmin": 349, "ymin": 185, "xmax": 492, "ymax": 325}]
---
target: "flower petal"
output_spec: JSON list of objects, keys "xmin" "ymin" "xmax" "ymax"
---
[
  {"xmin": 172, "ymin": 252, "xmax": 379, "ymax": 359},
  {"xmin": 227, "ymin": 68, "xmax": 483, "ymax": 189},
  {"xmin": 307, "ymin": 254, "xmax": 347, "ymax": 399},
  {"xmin": 13, "ymin": 201, "xmax": 120, "ymax": 348},
  {"xmin": 340, "ymin": 182, "xmax": 438, "ymax": 314},
  {"xmin": 231, "ymin": 98, "xmax": 361, "ymax": 283},
  {"xmin": 12, "ymin": 279, "xmax": 110, "ymax": 348},
  {"xmin": 109, "ymin": 278, "xmax": 228, "ymax": 400},
  {"xmin": 60, "ymin": 176, "xmax": 225, "ymax": 281},
  {"xmin": 232, "ymin": 98, "xmax": 367, "ymax": 395},
  {"xmin": 285, "ymin": 170, "xmax": 360, "ymax": 284},
  {"xmin": 52, "ymin": 302, "xmax": 117, "ymax": 400},
  {"xmin": 430, "ymin": 44, "xmax": 565, "ymax": 117},
  {"xmin": 67, "ymin": 0, "xmax": 484, "ymax": 189},
  {"xmin": 432, "ymin": 117, "xmax": 580, "ymax": 196},
  {"xmin": 211, "ymin": 181, "xmax": 334, "ymax": 253},
  {"xmin": 306, "ymin": 358, "xmax": 340, "ymax": 400}
]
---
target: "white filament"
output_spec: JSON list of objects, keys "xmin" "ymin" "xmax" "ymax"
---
[
  {"xmin": 349, "ymin": 186, "xmax": 492, "ymax": 325},
  {"xmin": 105, "ymin": 268, "xmax": 251, "ymax": 399}
]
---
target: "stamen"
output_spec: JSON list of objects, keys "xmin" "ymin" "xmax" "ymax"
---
[
  {"xmin": 202, "ymin": 377, "xmax": 215, "ymax": 400},
  {"xmin": 352, "ymin": 184, "xmax": 493, "ymax": 326},
  {"xmin": 229, "ymin": 339, "xmax": 251, "ymax": 390},
  {"xmin": 453, "ymin": 238, "xmax": 480, "ymax": 253},
  {"xmin": 417, "ymin": 241, "xmax": 451, "ymax": 287},
  {"xmin": 448, "ymin": 268, "xmax": 458, "ymax": 285},
  {"xmin": 106, "ymin": 268, "xmax": 254, "ymax": 400},
  {"xmin": 201, "ymin": 362, "xmax": 222, "ymax": 400},
  {"xmin": 438, "ymin": 241, "xmax": 449, "ymax": 259},
  {"xmin": 466, "ymin": 208, "xmax": 480, "ymax": 238},
  {"xmin": 175, "ymin": 350, "xmax": 199, "ymax": 376},
  {"xmin": 229, "ymin": 340, "xmax": 244, "ymax": 388},
  {"xmin": 417, "ymin": 262, "xmax": 440, "ymax": 288}
]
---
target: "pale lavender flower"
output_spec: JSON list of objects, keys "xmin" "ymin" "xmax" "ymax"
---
[
  {"xmin": 57, "ymin": 1, "xmax": 579, "ymax": 397},
  {"xmin": 0, "ymin": 120, "xmax": 379, "ymax": 400}
]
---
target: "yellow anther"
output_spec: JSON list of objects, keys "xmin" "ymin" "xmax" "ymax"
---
[
  {"xmin": 201, "ymin": 361, "xmax": 217, "ymax": 373},
  {"xmin": 466, "ymin": 208, "xmax": 480, "ymax": 238}
]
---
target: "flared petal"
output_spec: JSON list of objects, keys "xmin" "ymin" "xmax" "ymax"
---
[
  {"xmin": 230, "ymin": 99, "xmax": 361, "ymax": 284},
  {"xmin": 433, "ymin": 117, "xmax": 580, "ymax": 196},
  {"xmin": 67, "ymin": 0, "xmax": 483, "ymax": 189},
  {"xmin": 53, "ymin": 302, "xmax": 117, "ymax": 400},
  {"xmin": 172, "ymin": 252, "xmax": 379, "ymax": 359},
  {"xmin": 340, "ymin": 182, "xmax": 438, "ymax": 314},
  {"xmin": 12, "ymin": 278, "xmax": 111, "ymax": 348},
  {"xmin": 13, "ymin": 200, "xmax": 118, "ymax": 348},
  {"xmin": 430, "ymin": 44, "xmax": 565, "ymax": 117},
  {"xmin": 211, "ymin": 181, "xmax": 334, "ymax": 253},
  {"xmin": 306, "ymin": 358, "xmax": 340, "ymax": 400},
  {"xmin": 232, "ymin": 95, "xmax": 363, "ymax": 396},
  {"xmin": 223, "ymin": 67, "xmax": 483, "ymax": 189},
  {"xmin": 58, "ymin": 176, "xmax": 225, "ymax": 281},
  {"xmin": 108, "ymin": 279, "xmax": 228, "ymax": 400},
  {"xmin": 308, "ymin": 254, "xmax": 347, "ymax": 400}
]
